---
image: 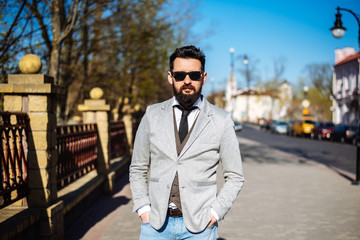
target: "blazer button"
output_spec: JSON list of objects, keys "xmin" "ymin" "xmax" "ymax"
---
[{"xmin": 171, "ymin": 194, "xmax": 175, "ymax": 197}]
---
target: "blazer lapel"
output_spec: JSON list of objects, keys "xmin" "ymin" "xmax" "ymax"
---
[
  {"xmin": 160, "ymin": 99, "xmax": 178, "ymax": 160},
  {"xmin": 178, "ymin": 99, "xmax": 211, "ymax": 159}
]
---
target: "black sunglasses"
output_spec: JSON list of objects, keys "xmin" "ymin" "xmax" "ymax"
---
[{"xmin": 171, "ymin": 71, "xmax": 203, "ymax": 81}]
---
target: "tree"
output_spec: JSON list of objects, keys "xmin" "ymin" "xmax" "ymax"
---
[
  {"xmin": 25, "ymin": 0, "xmax": 80, "ymax": 84},
  {"xmin": 237, "ymin": 56, "xmax": 260, "ymax": 89},
  {"xmin": 59, "ymin": 0, "xmax": 201, "ymax": 120},
  {"xmin": 262, "ymin": 57, "xmax": 287, "ymax": 120},
  {"xmin": 303, "ymin": 63, "xmax": 333, "ymax": 121},
  {"xmin": 263, "ymin": 56, "xmax": 286, "ymax": 92},
  {"xmin": 0, "ymin": 0, "xmax": 40, "ymax": 81},
  {"xmin": 1, "ymin": 0, "xmax": 203, "ymax": 121},
  {"xmin": 303, "ymin": 63, "xmax": 333, "ymax": 95},
  {"xmin": 307, "ymin": 87, "xmax": 332, "ymax": 121}
]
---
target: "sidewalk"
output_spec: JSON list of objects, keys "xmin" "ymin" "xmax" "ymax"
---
[{"xmin": 65, "ymin": 135, "xmax": 360, "ymax": 240}]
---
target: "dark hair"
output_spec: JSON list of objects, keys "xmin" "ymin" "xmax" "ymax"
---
[{"xmin": 169, "ymin": 45, "xmax": 205, "ymax": 72}]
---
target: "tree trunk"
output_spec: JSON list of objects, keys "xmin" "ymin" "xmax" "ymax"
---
[
  {"xmin": 49, "ymin": 42, "xmax": 61, "ymax": 83},
  {"xmin": 49, "ymin": 0, "xmax": 63, "ymax": 84}
]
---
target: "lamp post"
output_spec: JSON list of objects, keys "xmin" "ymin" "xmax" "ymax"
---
[
  {"xmin": 330, "ymin": 6, "xmax": 360, "ymax": 49},
  {"xmin": 226, "ymin": 48, "xmax": 236, "ymax": 118},
  {"xmin": 226, "ymin": 48, "xmax": 248, "ymax": 121},
  {"xmin": 242, "ymin": 55, "xmax": 250, "ymax": 122},
  {"xmin": 230, "ymin": 47, "xmax": 235, "ymax": 76},
  {"xmin": 236, "ymin": 54, "xmax": 249, "ymax": 121},
  {"xmin": 330, "ymin": 6, "xmax": 360, "ymax": 185}
]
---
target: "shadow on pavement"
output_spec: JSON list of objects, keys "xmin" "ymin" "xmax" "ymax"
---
[
  {"xmin": 64, "ymin": 173, "xmax": 130, "ymax": 240},
  {"xmin": 326, "ymin": 165, "xmax": 356, "ymax": 183}
]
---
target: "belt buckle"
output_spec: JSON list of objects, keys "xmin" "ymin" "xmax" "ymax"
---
[{"xmin": 168, "ymin": 208, "xmax": 182, "ymax": 218}]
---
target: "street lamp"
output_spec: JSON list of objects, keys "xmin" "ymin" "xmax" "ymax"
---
[
  {"xmin": 330, "ymin": 6, "xmax": 360, "ymax": 185},
  {"xmin": 235, "ymin": 54, "xmax": 249, "ymax": 121},
  {"xmin": 242, "ymin": 55, "xmax": 250, "ymax": 122},
  {"xmin": 330, "ymin": 6, "xmax": 360, "ymax": 49},
  {"xmin": 229, "ymin": 48, "xmax": 235, "ymax": 79},
  {"xmin": 226, "ymin": 48, "xmax": 248, "ymax": 121}
]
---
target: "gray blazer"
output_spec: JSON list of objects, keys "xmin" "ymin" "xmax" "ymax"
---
[{"xmin": 129, "ymin": 98, "xmax": 244, "ymax": 233}]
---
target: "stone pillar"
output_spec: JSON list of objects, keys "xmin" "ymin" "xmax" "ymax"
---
[
  {"xmin": 78, "ymin": 87, "xmax": 113, "ymax": 194},
  {"xmin": 122, "ymin": 100, "xmax": 133, "ymax": 153},
  {"xmin": 0, "ymin": 54, "xmax": 63, "ymax": 239}
]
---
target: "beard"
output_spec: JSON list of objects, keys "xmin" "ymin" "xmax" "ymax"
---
[{"xmin": 173, "ymin": 82, "xmax": 203, "ymax": 109}]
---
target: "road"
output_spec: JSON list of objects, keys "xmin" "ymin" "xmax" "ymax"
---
[{"xmin": 238, "ymin": 124, "xmax": 357, "ymax": 175}]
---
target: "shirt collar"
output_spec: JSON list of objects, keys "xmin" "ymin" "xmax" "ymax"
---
[{"xmin": 172, "ymin": 95, "xmax": 203, "ymax": 110}]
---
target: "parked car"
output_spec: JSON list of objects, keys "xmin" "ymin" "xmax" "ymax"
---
[
  {"xmin": 234, "ymin": 121, "xmax": 243, "ymax": 131},
  {"xmin": 286, "ymin": 120, "xmax": 295, "ymax": 136},
  {"xmin": 258, "ymin": 118, "xmax": 270, "ymax": 130},
  {"xmin": 293, "ymin": 119, "xmax": 315, "ymax": 137},
  {"xmin": 330, "ymin": 124, "xmax": 358, "ymax": 144},
  {"xmin": 270, "ymin": 120, "xmax": 288, "ymax": 134},
  {"xmin": 311, "ymin": 121, "xmax": 335, "ymax": 140}
]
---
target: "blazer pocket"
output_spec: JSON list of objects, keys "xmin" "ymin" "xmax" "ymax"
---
[
  {"xmin": 197, "ymin": 139, "xmax": 219, "ymax": 145},
  {"xmin": 197, "ymin": 181, "xmax": 216, "ymax": 187}
]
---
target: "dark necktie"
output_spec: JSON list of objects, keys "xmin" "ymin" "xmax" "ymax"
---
[{"xmin": 176, "ymin": 106, "xmax": 197, "ymax": 143}]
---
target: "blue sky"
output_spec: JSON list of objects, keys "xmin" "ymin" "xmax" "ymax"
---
[{"xmin": 190, "ymin": 0, "xmax": 359, "ymax": 96}]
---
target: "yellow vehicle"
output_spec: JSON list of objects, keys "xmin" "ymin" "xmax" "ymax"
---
[{"xmin": 292, "ymin": 117, "xmax": 315, "ymax": 137}]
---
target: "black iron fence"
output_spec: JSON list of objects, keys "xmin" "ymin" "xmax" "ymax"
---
[
  {"xmin": 0, "ymin": 112, "xmax": 29, "ymax": 209},
  {"xmin": 56, "ymin": 124, "xmax": 98, "ymax": 190},
  {"xmin": 1, "ymin": 114, "xmax": 132, "ymax": 207},
  {"xmin": 110, "ymin": 120, "xmax": 127, "ymax": 159}
]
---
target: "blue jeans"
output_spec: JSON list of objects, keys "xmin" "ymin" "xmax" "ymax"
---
[{"xmin": 139, "ymin": 217, "xmax": 218, "ymax": 240}]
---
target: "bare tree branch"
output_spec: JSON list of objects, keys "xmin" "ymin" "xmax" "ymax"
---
[
  {"xmin": 0, "ymin": 16, "xmax": 31, "ymax": 61},
  {"xmin": 0, "ymin": 0, "xmax": 26, "ymax": 53},
  {"xmin": 57, "ymin": 0, "xmax": 79, "ymax": 44},
  {"xmin": 26, "ymin": 1, "xmax": 52, "ymax": 53},
  {"xmin": 43, "ymin": 0, "xmax": 51, "ymax": 8}
]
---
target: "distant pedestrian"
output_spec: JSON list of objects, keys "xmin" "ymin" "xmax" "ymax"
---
[{"xmin": 129, "ymin": 45, "xmax": 244, "ymax": 239}]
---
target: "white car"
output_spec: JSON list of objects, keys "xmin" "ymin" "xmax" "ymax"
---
[
  {"xmin": 270, "ymin": 120, "xmax": 287, "ymax": 134},
  {"xmin": 234, "ymin": 121, "xmax": 243, "ymax": 131}
]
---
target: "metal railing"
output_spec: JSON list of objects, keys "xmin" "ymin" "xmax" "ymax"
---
[
  {"xmin": 110, "ymin": 120, "xmax": 127, "ymax": 159},
  {"xmin": 56, "ymin": 124, "xmax": 98, "ymax": 190},
  {"xmin": 0, "ymin": 112, "xmax": 29, "ymax": 209}
]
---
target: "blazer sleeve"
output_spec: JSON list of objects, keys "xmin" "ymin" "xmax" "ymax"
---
[
  {"xmin": 211, "ymin": 113, "xmax": 244, "ymax": 219},
  {"xmin": 129, "ymin": 108, "xmax": 151, "ymax": 212}
]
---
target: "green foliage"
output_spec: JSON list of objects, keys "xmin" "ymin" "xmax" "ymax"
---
[
  {"xmin": 1, "ymin": 0, "xmax": 201, "ymax": 121},
  {"xmin": 302, "ymin": 63, "xmax": 333, "ymax": 121},
  {"xmin": 307, "ymin": 87, "xmax": 332, "ymax": 121}
]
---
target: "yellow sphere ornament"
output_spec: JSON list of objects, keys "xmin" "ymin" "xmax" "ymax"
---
[
  {"xmin": 19, "ymin": 54, "xmax": 42, "ymax": 74},
  {"xmin": 90, "ymin": 87, "xmax": 104, "ymax": 99}
]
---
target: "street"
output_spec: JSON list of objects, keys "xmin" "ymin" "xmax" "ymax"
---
[{"xmin": 239, "ymin": 124, "xmax": 357, "ymax": 177}]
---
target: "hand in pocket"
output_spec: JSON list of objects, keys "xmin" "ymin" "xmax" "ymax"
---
[{"xmin": 140, "ymin": 211, "xmax": 150, "ymax": 223}]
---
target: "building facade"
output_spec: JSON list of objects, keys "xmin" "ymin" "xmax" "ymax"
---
[
  {"xmin": 332, "ymin": 48, "xmax": 360, "ymax": 125},
  {"xmin": 232, "ymin": 88, "xmax": 280, "ymax": 123},
  {"xmin": 225, "ymin": 79, "xmax": 293, "ymax": 123}
]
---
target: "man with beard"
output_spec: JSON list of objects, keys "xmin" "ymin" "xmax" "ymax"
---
[{"xmin": 130, "ymin": 45, "xmax": 244, "ymax": 239}]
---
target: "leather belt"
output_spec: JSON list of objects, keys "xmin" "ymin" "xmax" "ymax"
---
[{"xmin": 167, "ymin": 208, "xmax": 183, "ymax": 217}]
